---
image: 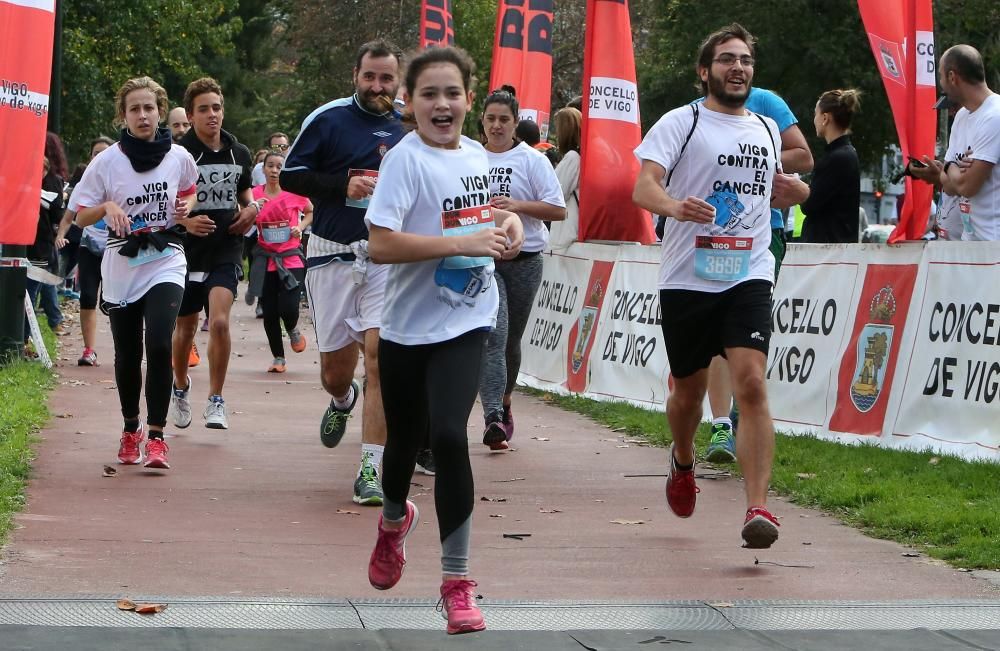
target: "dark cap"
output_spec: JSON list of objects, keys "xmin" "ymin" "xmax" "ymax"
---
[{"xmin": 933, "ymin": 95, "xmax": 956, "ymax": 110}]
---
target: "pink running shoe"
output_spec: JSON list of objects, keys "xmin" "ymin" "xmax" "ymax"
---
[
  {"xmin": 143, "ymin": 438, "xmax": 170, "ymax": 469},
  {"xmin": 665, "ymin": 444, "xmax": 699, "ymax": 518},
  {"xmin": 742, "ymin": 506, "xmax": 780, "ymax": 549},
  {"xmin": 438, "ymin": 579, "xmax": 486, "ymax": 635},
  {"xmin": 118, "ymin": 426, "xmax": 145, "ymax": 465},
  {"xmin": 501, "ymin": 405, "xmax": 514, "ymax": 442},
  {"xmin": 368, "ymin": 500, "xmax": 419, "ymax": 590}
]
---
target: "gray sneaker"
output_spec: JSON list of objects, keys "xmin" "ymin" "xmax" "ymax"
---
[
  {"xmin": 353, "ymin": 460, "xmax": 384, "ymax": 506},
  {"xmin": 204, "ymin": 395, "xmax": 229, "ymax": 430},
  {"xmin": 320, "ymin": 379, "xmax": 360, "ymax": 448},
  {"xmin": 169, "ymin": 376, "xmax": 192, "ymax": 429}
]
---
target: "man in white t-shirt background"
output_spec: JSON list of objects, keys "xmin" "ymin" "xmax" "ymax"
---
[
  {"xmin": 912, "ymin": 44, "xmax": 1000, "ymax": 241},
  {"xmin": 633, "ymin": 23, "xmax": 808, "ymax": 550}
]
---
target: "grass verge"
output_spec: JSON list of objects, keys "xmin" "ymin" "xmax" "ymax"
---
[
  {"xmin": 523, "ymin": 387, "xmax": 1000, "ymax": 570},
  {"xmin": 0, "ymin": 324, "xmax": 56, "ymax": 545}
]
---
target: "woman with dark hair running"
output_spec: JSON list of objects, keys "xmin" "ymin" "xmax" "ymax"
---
[
  {"xmin": 478, "ymin": 85, "xmax": 566, "ymax": 450},
  {"xmin": 73, "ymin": 76, "xmax": 201, "ymax": 470},
  {"xmin": 364, "ymin": 46, "xmax": 523, "ymax": 634},
  {"xmin": 246, "ymin": 151, "xmax": 313, "ymax": 373}
]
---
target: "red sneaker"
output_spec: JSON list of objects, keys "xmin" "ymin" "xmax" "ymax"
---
[
  {"xmin": 118, "ymin": 426, "xmax": 145, "ymax": 465},
  {"xmin": 438, "ymin": 579, "xmax": 486, "ymax": 635},
  {"xmin": 742, "ymin": 506, "xmax": 780, "ymax": 549},
  {"xmin": 368, "ymin": 500, "xmax": 419, "ymax": 590},
  {"xmin": 665, "ymin": 444, "xmax": 699, "ymax": 518},
  {"xmin": 143, "ymin": 438, "xmax": 170, "ymax": 469},
  {"xmin": 188, "ymin": 343, "xmax": 200, "ymax": 368}
]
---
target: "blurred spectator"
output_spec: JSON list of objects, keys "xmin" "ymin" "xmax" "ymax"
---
[{"xmin": 550, "ymin": 107, "xmax": 582, "ymax": 249}]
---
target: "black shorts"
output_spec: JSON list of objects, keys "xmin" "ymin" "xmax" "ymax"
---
[
  {"xmin": 77, "ymin": 247, "xmax": 103, "ymax": 310},
  {"xmin": 179, "ymin": 263, "xmax": 240, "ymax": 317},
  {"xmin": 659, "ymin": 279, "xmax": 772, "ymax": 378}
]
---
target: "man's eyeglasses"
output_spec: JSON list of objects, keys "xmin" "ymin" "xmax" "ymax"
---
[
  {"xmin": 270, "ymin": 143, "xmax": 289, "ymax": 152},
  {"xmin": 713, "ymin": 54, "xmax": 755, "ymax": 68}
]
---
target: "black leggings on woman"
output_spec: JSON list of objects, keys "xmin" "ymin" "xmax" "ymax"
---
[
  {"xmin": 107, "ymin": 282, "xmax": 184, "ymax": 430},
  {"xmin": 261, "ymin": 267, "xmax": 305, "ymax": 358},
  {"xmin": 379, "ymin": 329, "xmax": 488, "ymax": 576}
]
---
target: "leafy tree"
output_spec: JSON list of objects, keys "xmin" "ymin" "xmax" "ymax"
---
[{"xmin": 60, "ymin": 0, "xmax": 240, "ymax": 160}]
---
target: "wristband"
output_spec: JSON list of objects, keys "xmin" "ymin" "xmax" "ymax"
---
[{"xmin": 943, "ymin": 161, "xmax": 955, "ymax": 175}]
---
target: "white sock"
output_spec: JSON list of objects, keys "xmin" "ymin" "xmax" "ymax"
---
[
  {"xmin": 359, "ymin": 444, "xmax": 384, "ymax": 477},
  {"xmin": 712, "ymin": 417, "xmax": 733, "ymax": 428},
  {"xmin": 331, "ymin": 384, "xmax": 355, "ymax": 410}
]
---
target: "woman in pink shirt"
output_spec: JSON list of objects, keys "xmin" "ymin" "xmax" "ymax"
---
[{"xmin": 247, "ymin": 152, "xmax": 313, "ymax": 372}]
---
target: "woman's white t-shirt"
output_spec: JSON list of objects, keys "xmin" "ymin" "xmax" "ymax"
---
[
  {"xmin": 72, "ymin": 143, "xmax": 198, "ymax": 304},
  {"xmin": 365, "ymin": 132, "xmax": 499, "ymax": 346},
  {"xmin": 486, "ymin": 141, "xmax": 565, "ymax": 252},
  {"xmin": 68, "ymin": 184, "xmax": 110, "ymax": 251},
  {"xmin": 550, "ymin": 149, "xmax": 580, "ymax": 249},
  {"xmin": 634, "ymin": 104, "xmax": 778, "ymax": 292}
]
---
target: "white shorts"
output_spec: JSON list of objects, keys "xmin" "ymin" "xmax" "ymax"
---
[{"xmin": 306, "ymin": 261, "xmax": 386, "ymax": 353}]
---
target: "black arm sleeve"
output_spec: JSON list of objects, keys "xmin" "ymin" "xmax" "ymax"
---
[{"xmin": 279, "ymin": 168, "xmax": 349, "ymax": 202}]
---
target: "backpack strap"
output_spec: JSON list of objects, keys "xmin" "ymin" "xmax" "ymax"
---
[{"xmin": 656, "ymin": 103, "xmax": 700, "ymax": 238}]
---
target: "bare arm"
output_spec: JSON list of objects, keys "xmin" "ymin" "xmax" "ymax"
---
[
  {"xmin": 291, "ymin": 201, "xmax": 314, "ymax": 239},
  {"xmin": 367, "ymin": 224, "xmax": 509, "ymax": 264},
  {"xmin": 632, "ymin": 159, "xmax": 714, "ymax": 224},
  {"xmin": 943, "ymin": 158, "xmax": 994, "ymax": 198},
  {"xmin": 229, "ymin": 188, "xmax": 259, "ymax": 234},
  {"xmin": 490, "ymin": 196, "xmax": 567, "ymax": 222},
  {"xmin": 779, "ymin": 124, "xmax": 813, "ymax": 174},
  {"xmin": 771, "ymin": 173, "xmax": 811, "ymax": 209},
  {"xmin": 55, "ymin": 208, "xmax": 76, "ymax": 249}
]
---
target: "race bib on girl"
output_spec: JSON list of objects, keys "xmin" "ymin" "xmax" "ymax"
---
[
  {"xmin": 261, "ymin": 220, "xmax": 291, "ymax": 244},
  {"xmin": 694, "ymin": 235, "xmax": 751, "ymax": 281},
  {"xmin": 441, "ymin": 205, "xmax": 495, "ymax": 270},
  {"xmin": 127, "ymin": 244, "xmax": 176, "ymax": 267}
]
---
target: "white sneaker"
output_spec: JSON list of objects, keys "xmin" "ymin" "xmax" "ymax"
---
[
  {"xmin": 169, "ymin": 376, "xmax": 192, "ymax": 429},
  {"xmin": 204, "ymin": 395, "xmax": 229, "ymax": 429}
]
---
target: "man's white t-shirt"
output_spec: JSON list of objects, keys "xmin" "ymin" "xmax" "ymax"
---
[
  {"xmin": 365, "ymin": 132, "xmax": 499, "ymax": 346},
  {"xmin": 946, "ymin": 93, "xmax": 1000, "ymax": 241},
  {"xmin": 72, "ymin": 143, "xmax": 199, "ymax": 304},
  {"xmin": 486, "ymin": 141, "xmax": 565, "ymax": 252},
  {"xmin": 635, "ymin": 104, "xmax": 778, "ymax": 292}
]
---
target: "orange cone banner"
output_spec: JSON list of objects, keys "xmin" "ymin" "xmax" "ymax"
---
[
  {"xmin": 0, "ymin": 0, "xmax": 56, "ymax": 245},
  {"xmin": 420, "ymin": 0, "xmax": 454, "ymax": 48},
  {"xmin": 858, "ymin": 0, "xmax": 936, "ymax": 242},
  {"xmin": 488, "ymin": 0, "xmax": 554, "ymax": 139},
  {"xmin": 578, "ymin": 0, "xmax": 654, "ymax": 244}
]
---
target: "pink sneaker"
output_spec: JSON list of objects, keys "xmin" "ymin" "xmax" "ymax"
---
[
  {"xmin": 143, "ymin": 438, "xmax": 170, "ymax": 469},
  {"xmin": 742, "ymin": 506, "xmax": 780, "ymax": 549},
  {"xmin": 438, "ymin": 579, "xmax": 486, "ymax": 635},
  {"xmin": 501, "ymin": 405, "xmax": 514, "ymax": 442},
  {"xmin": 118, "ymin": 426, "xmax": 145, "ymax": 465},
  {"xmin": 368, "ymin": 500, "xmax": 419, "ymax": 590}
]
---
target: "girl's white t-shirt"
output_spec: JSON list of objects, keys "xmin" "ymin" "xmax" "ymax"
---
[
  {"xmin": 68, "ymin": 184, "xmax": 109, "ymax": 251},
  {"xmin": 486, "ymin": 141, "xmax": 565, "ymax": 252},
  {"xmin": 72, "ymin": 143, "xmax": 198, "ymax": 304},
  {"xmin": 635, "ymin": 104, "xmax": 779, "ymax": 292},
  {"xmin": 365, "ymin": 132, "xmax": 499, "ymax": 346}
]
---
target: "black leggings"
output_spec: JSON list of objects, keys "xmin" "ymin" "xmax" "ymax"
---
[
  {"xmin": 261, "ymin": 267, "xmax": 305, "ymax": 358},
  {"xmin": 77, "ymin": 247, "xmax": 102, "ymax": 310},
  {"xmin": 379, "ymin": 329, "xmax": 487, "ymax": 575},
  {"xmin": 107, "ymin": 283, "xmax": 184, "ymax": 429}
]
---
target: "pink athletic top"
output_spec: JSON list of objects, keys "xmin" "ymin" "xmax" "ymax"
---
[{"xmin": 253, "ymin": 185, "xmax": 308, "ymax": 271}]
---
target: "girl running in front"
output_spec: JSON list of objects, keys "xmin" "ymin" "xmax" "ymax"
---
[
  {"xmin": 73, "ymin": 76, "xmax": 201, "ymax": 470},
  {"xmin": 478, "ymin": 86, "xmax": 566, "ymax": 450},
  {"xmin": 363, "ymin": 46, "xmax": 524, "ymax": 635},
  {"xmin": 247, "ymin": 151, "xmax": 313, "ymax": 373}
]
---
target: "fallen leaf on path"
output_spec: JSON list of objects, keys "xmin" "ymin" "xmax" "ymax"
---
[
  {"xmin": 594, "ymin": 499, "xmax": 604, "ymax": 503},
  {"xmin": 480, "ymin": 496, "xmax": 507, "ymax": 502},
  {"xmin": 102, "ymin": 466, "xmax": 117, "ymax": 478},
  {"xmin": 796, "ymin": 473, "xmax": 817, "ymax": 479},
  {"xmin": 502, "ymin": 533, "xmax": 532, "ymax": 540},
  {"xmin": 336, "ymin": 509, "xmax": 360, "ymax": 516},
  {"xmin": 531, "ymin": 437, "xmax": 550, "ymax": 441},
  {"xmin": 489, "ymin": 514, "xmax": 505, "ymax": 518},
  {"xmin": 493, "ymin": 477, "xmax": 526, "ymax": 483},
  {"xmin": 624, "ymin": 439, "xmax": 647, "ymax": 445},
  {"xmin": 56, "ymin": 413, "xmax": 72, "ymax": 418},
  {"xmin": 709, "ymin": 602, "xmax": 733, "ymax": 608},
  {"xmin": 538, "ymin": 508, "xmax": 562, "ymax": 514},
  {"xmin": 232, "ymin": 411, "xmax": 244, "ymax": 415},
  {"xmin": 616, "ymin": 445, "xmax": 630, "ymax": 448},
  {"xmin": 610, "ymin": 519, "xmax": 646, "ymax": 525},
  {"xmin": 135, "ymin": 603, "xmax": 168, "ymax": 614},
  {"xmin": 99, "ymin": 379, "xmax": 115, "ymax": 384},
  {"xmin": 902, "ymin": 552, "xmax": 920, "ymax": 557},
  {"xmin": 116, "ymin": 599, "xmax": 136, "ymax": 610}
]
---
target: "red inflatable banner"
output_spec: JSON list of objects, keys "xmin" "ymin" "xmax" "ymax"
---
[
  {"xmin": 858, "ymin": 0, "xmax": 936, "ymax": 242},
  {"xmin": 578, "ymin": 0, "xmax": 654, "ymax": 244},
  {"xmin": 488, "ymin": 0, "xmax": 554, "ymax": 139},
  {"xmin": 420, "ymin": 0, "xmax": 454, "ymax": 48},
  {"xmin": 0, "ymin": 0, "xmax": 56, "ymax": 245}
]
